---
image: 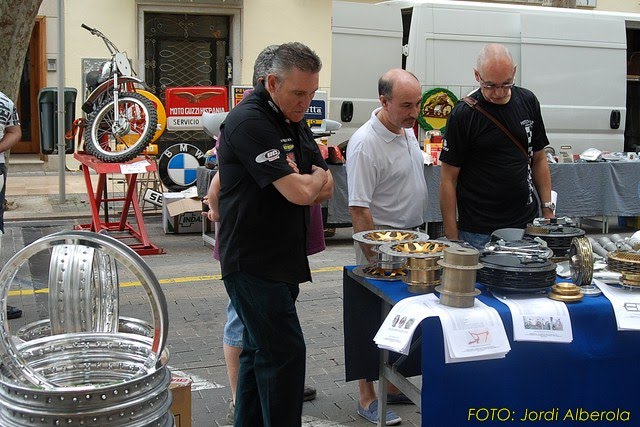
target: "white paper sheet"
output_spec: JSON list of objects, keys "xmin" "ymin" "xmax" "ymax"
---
[
  {"xmin": 120, "ymin": 160, "xmax": 150, "ymax": 174},
  {"xmin": 373, "ymin": 295, "xmax": 437, "ymax": 355},
  {"xmin": 595, "ymin": 279, "xmax": 640, "ymax": 330},
  {"xmin": 423, "ymin": 294, "xmax": 511, "ymax": 364},
  {"xmin": 493, "ymin": 292, "xmax": 573, "ymax": 343},
  {"xmin": 374, "ymin": 294, "xmax": 510, "ymax": 363}
]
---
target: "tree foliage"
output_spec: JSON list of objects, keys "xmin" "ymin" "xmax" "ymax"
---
[{"xmin": 0, "ymin": 0, "xmax": 44, "ymax": 100}]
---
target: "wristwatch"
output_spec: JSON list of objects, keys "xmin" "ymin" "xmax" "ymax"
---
[{"xmin": 542, "ymin": 202, "xmax": 556, "ymax": 211}]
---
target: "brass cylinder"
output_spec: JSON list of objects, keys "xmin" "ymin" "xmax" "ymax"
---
[
  {"xmin": 407, "ymin": 257, "xmax": 434, "ymax": 269},
  {"xmin": 436, "ymin": 247, "xmax": 482, "ymax": 308},
  {"xmin": 404, "ymin": 256, "xmax": 442, "ymax": 293}
]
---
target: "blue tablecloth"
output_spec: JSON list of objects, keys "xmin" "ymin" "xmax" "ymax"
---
[{"xmin": 343, "ymin": 266, "xmax": 640, "ymax": 426}]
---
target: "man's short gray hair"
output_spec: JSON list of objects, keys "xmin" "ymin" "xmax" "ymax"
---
[
  {"xmin": 268, "ymin": 42, "xmax": 322, "ymax": 82},
  {"xmin": 253, "ymin": 45, "xmax": 279, "ymax": 86},
  {"xmin": 477, "ymin": 43, "xmax": 514, "ymax": 73}
]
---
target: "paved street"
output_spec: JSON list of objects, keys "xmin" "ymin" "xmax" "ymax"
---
[
  {"xmin": 1, "ymin": 214, "xmax": 423, "ymax": 427},
  {"xmin": 2, "ymin": 172, "xmax": 633, "ymax": 427}
]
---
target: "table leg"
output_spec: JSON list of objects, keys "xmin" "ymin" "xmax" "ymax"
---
[{"xmin": 377, "ymin": 301, "xmax": 391, "ymax": 427}]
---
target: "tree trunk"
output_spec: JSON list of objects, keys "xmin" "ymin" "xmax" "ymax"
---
[
  {"xmin": 0, "ymin": 0, "xmax": 44, "ymax": 101},
  {"xmin": 542, "ymin": 0, "xmax": 577, "ymax": 7}
]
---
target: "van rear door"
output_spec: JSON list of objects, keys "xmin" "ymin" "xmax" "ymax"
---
[
  {"xmin": 329, "ymin": 1, "xmax": 402, "ymax": 144},
  {"xmin": 519, "ymin": 11, "xmax": 627, "ymax": 152}
]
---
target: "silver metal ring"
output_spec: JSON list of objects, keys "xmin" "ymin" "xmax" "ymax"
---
[{"xmin": 0, "ymin": 230, "xmax": 168, "ymax": 389}]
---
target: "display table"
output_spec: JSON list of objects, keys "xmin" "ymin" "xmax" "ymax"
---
[{"xmin": 344, "ymin": 266, "xmax": 639, "ymax": 426}]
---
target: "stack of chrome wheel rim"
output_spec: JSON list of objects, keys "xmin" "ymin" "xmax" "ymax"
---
[{"xmin": 0, "ymin": 231, "xmax": 172, "ymax": 426}]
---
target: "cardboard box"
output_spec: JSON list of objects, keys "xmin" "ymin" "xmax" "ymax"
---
[
  {"xmin": 162, "ymin": 189, "xmax": 209, "ymax": 234},
  {"xmin": 170, "ymin": 373, "xmax": 193, "ymax": 427}
]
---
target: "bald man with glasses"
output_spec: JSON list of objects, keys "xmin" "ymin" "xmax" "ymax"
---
[{"xmin": 439, "ymin": 43, "xmax": 554, "ymax": 250}]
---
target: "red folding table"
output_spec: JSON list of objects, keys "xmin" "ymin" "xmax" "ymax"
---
[{"xmin": 74, "ymin": 152, "xmax": 165, "ymax": 255}]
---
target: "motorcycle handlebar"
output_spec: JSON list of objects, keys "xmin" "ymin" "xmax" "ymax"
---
[{"xmin": 81, "ymin": 24, "xmax": 119, "ymax": 55}]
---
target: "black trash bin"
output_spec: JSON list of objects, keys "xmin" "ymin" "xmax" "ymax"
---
[{"xmin": 38, "ymin": 87, "xmax": 77, "ymax": 154}]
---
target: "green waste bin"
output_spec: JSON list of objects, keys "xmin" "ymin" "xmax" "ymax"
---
[{"xmin": 38, "ymin": 87, "xmax": 77, "ymax": 154}]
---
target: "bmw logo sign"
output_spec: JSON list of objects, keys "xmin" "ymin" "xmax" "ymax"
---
[{"xmin": 159, "ymin": 143, "xmax": 205, "ymax": 191}]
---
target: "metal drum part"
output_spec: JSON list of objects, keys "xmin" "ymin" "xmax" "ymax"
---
[
  {"xmin": 48, "ymin": 243, "xmax": 119, "ymax": 335},
  {"xmin": 0, "ymin": 353, "xmax": 171, "ymax": 414},
  {"xmin": 589, "ymin": 237, "xmax": 609, "ymax": 258},
  {"xmin": 525, "ymin": 218, "xmax": 585, "ymax": 260},
  {"xmin": 16, "ymin": 317, "xmax": 154, "ymax": 342},
  {"xmin": 352, "ymin": 265, "xmax": 406, "ymax": 281},
  {"xmin": 436, "ymin": 247, "xmax": 483, "ymax": 308},
  {"xmin": 352, "ymin": 230, "xmax": 429, "ymax": 279},
  {"xmin": 569, "ymin": 236, "xmax": 599, "ymax": 295},
  {"xmin": 548, "ymin": 282, "xmax": 584, "ymax": 303},
  {"xmin": 607, "ymin": 250, "xmax": 640, "ymax": 288},
  {"xmin": 372, "ymin": 247, "xmax": 406, "ymax": 271},
  {"xmin": 352, "ymin": 229, "xmax": 429, "ymax": 246},
  {"xmin": 478, "ymin": 238, "xmax": 556, "ymax": 293},
  {"xmin": 1, "ymin": 334, "xmax": 167, "ymax": 387},
  {"xmin": 0, "ymin": 387, "xmax": 172, "ymax": 427},
  {"xmin": 0, "ymin": 230, "xmax": 168, "ymax": 389},
  {"xmin": 0, "ymin": 231, "xmax": 173, "ymax": 427},
  {"xmin": 379, "ymin": 240, "xmax": 457, "ymax": 293}
]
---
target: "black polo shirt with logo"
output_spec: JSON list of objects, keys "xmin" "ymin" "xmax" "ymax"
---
[{"xmin": 217, "ymin": 82, "xmax": 328, "ymax": 284}]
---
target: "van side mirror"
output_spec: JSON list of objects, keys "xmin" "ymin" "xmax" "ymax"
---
[
  {"xmin": 610, "ymin": 110, "xmax": 621, "ymax": 129},
  {"xmin": 341, "ymin": 101, "xmax": 353, "ymax": 123}
]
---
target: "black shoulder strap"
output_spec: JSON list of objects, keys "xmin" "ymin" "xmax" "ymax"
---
[{"xmin": 462, "ymin": 97, "xmax": 529, "ymax": 161}]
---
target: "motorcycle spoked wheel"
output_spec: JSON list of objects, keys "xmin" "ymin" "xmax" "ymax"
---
[{"xmin": 84, "ymin": 92, "xmax": 158, "ymax": 163}]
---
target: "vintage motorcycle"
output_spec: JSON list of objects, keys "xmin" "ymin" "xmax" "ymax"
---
[{"xmin": 81, "ymin": 24, "xmax": 158, "ymax": 163}]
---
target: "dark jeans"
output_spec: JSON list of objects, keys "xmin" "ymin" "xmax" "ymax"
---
[
  {"xmin": 0, "ymin": 163, "xmax": 6, "ymax": 233},
  {"xmin": 459, "ymin": 229, "xmax": 491, "ymax": 250},
  {"xmin": 223, "ymin": 271, "xmax": 305, "ymax": 427}
]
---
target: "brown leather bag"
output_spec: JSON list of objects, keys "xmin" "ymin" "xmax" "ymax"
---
[{"xmin": 462, "ymin": 97, "xmax": 529, "ymax": 161}]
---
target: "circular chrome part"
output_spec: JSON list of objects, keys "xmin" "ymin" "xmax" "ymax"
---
[
  {"xmin": 569, "ymin": 235, "xmax": 594, "ymax": 286},
  {"xmin": 378, "ymin": 240, "xmax": 454, "ymax": 259},
  {"xmin": 0, "ymin": 231, "xmax": 168, "ymax": 389},
  {"xmin": 352, "ymin": 229, "xmax": 428, "ymax": 245},
  {"xmin": 48, "ymin": 243, "xmax": 119, "ymax": 335},
  {"xmin": 16, "ymin": 317, "xmax": 154, "ymax": 342}
]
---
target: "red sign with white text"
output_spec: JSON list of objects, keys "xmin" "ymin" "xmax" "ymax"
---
[{"xmin": 165, "ymin": 86, "xmax": 229, "ymax": 131}]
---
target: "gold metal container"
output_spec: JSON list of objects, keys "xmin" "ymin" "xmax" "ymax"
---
[
  {"xmin": 436, "ymin": 247, "xmax": 483, "ymax": 308},
  {"xmin": 548, "ymin": 281, "xmax": 584, "ymax": 302},
  {"xmin": 377, "ymin": 239, "xmax": 455, "ymax": 293}
]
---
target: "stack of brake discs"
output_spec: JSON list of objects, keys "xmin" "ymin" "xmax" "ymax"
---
[
  {"xmin": 0, "ymin": 231, "xmax": 173, "ymax": 427},
  {"xmin": 379, "ymin": 239, "xmax": 456, "ymax": 292},
  {"xmin": 607, "ymin": 250, "xmax": 640, "ymax": 288},
  {"xmin": 568, "ymin": 235, "xmax": 595, "ymax": 287},
  {"xmin": 477, "ymin": 238, "xmax": 557, "ymax": 293},
  {"xmin": 352, "ymin": 229, "xmax": 428, "ymax": 280},
  {"xmin": 525, "ymin": 217, "xmax": 585, "ymax": 260}
]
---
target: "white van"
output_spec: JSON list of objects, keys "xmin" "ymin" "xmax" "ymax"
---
[{"xmin": 330, "ymin": 0, "xmax": 640, "ymax": 154}]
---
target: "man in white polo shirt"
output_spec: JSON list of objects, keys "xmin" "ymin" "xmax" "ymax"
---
[{"xmin": 346, "ymin": 68, "xmax": 427, "ymax": 425}]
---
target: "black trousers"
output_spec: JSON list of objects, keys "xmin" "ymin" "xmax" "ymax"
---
[{"xmin": 224, "ymin": 271, "xmax": 305, "ymax": 427}]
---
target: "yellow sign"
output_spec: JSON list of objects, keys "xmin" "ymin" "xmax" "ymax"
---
[{"xmin": 418, "ymin": 88, "xmax": 457, "ymax": 132}]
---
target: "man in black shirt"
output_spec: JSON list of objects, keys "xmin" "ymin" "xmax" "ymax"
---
[
  {"xmin": 439, "ymin": 43, "xmax": 554, "ymax": 249},
  {"xmin": 217, "ymin": 42, "xmax": 333, "ymax": 426}
]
